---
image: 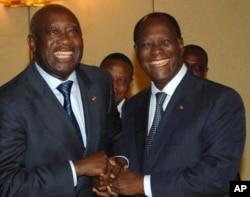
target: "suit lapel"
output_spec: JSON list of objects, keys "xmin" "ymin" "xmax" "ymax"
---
[
  {"xmin": 145, "ymin": 72, "xmax": 195, "ymax": 171},
  {"xmin": 145, "ymin": 91, "xmax": 187, "ymax": 167},
  {"xmin": 76, "ymin": 68, "xmax": 100, "ymax": 155},
  {"xmin": 27, "ymin": 63, "xmax": 84, "ymax": 156}
]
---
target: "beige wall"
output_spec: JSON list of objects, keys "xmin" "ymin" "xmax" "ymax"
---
[
  {"xmin": 0, "ymin": 0, "xmax": 249, "ymax": 179},
  {"xmin": 156, "ymin": 0, "xmax": 250, "ymax": 179}
]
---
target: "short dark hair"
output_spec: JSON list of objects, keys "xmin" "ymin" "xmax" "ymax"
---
[
  {"xmin": 184, "ymin": 44, "xmax": 208, "ymax": 64},
  {"xmin": 133, "ymin": 12, "xmax": 182, "ymax": 43},
  {"xmin": 100, "ymin": 53, "xmax": 134, "ymax": 77}
]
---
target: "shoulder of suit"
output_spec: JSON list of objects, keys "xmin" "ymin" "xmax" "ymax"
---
[
  {"xmin": 77, "ymin": 64, "xmax": 109, "ymax": 77},
  {"xmin": 126, "ymin": 87, "xmax": 150, "ymax": 106}
]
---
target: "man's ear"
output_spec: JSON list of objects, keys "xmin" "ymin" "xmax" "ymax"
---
[
  {"xmin": 178, "ymin": 37, "xmax": 184, "ymax": 55},
  {"xmin": 27, "ymin": 35, "xmax": 36, "ymax": 52},
  {"xmin": 134, "ymin": 44, "xmax": 137, "ymax": 52}
]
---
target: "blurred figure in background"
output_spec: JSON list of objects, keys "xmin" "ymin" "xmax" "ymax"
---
[
  {"xmin": 183, "ymin": 44, "xmax": 208, "ymax": 78},
  {"xmin": 100, "ymin": 52, "xmax": 133, "ymax": 116}
]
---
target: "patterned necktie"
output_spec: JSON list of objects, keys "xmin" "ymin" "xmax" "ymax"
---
[
  {"xmin": 146, "ymin": 92, "xmax": 167, "ymax": 155},
  {"xmin": 57, "ymin": 81, "xmax": 84, "ymax": 145}
]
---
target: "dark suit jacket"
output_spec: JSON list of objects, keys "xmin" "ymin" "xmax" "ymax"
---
[
  {"xmin": 122, "ymin": 70, "xmax": 245, "ymax": 197},
  {"xmin": 0, "ymin": 61, "xmax": 126, "ymax": 197}
]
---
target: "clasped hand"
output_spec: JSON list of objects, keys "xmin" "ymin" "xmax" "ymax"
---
[{"xmin": 92, "ymin": 156, "xmax": 128, "ymax": 197}]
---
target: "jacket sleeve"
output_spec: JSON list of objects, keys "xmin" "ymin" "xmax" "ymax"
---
[{"xmin": 0, "ymin": 97, "xmax": 76, "ymax": 197}]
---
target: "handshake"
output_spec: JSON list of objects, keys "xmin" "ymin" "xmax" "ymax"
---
[
  {"xmin": 74, "ymin": 151, "xmax": 144, "ymax": 196},
  {"xmin": 92, "ymin": 156, "xmax": 128, "ymax": 196}
]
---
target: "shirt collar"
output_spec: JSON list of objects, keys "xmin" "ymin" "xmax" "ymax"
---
[
  {"xmin": 35, "ymin": 62, "xmax": 78, "ymax": 91},
  {"xmin": 117, "ymin": 98, "xmax": 126, "ymax": 113},
  {"xmin": 151, "ymin": 64, "xmax": 187, "ymax": 96}
]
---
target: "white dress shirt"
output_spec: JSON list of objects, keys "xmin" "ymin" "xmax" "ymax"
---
[{"xmin": 117, "ymin": 98, "xmax": 126, "ymax": 118}]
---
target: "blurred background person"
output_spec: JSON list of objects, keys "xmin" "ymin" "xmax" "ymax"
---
[
  {"xmin": 100, "ymin": 52, "xmax": 133, "ymax": 116},
  {"xmin": 183, "ymin": 44, "xmax": 208, "ymax": 78}
]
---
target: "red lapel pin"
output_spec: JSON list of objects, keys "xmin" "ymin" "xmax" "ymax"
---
[
  {"xmin": 179, "ymin": 104, "xmax": 184, "ymax": 110},
  {"xmin": 91, "ymin": 96, "xmax": 96, "ymax": 101}
]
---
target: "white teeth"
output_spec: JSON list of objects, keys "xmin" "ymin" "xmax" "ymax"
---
[
  {"xmin": 54, "ymin": 51, "xmax": 73, "ymax": 59},
  {"xmin": 149, "ymin": 59, "xmax": 169, "ymax": 66}
]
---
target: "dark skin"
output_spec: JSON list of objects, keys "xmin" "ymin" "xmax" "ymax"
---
[
  {"xmin": 101, "ymin": 59, "xmax": 133, "ymax": 104},
  {"xmin": 27, "ymin": 5, "xmax": 83, "ymax": 81},
  {"xmin": 93, "ymin": 158, "xmax": 129, "ymax": 197},
  {"xmin": 27, "ymin": 5, "xmax": 110, "ymax": 178},
  {"xmin": 135, "ymin": 17, "xmax": 184, "ymax": 90},
  {"xmin": 107, "ymin": 169, "xmax": 144, "ymax": 196},
  {"xmin": 183, "ymin": 46, "xmax": 208, "ymax": 78},
  {"xmin": 93, "ymin": 15, "xmax": 185, "ymax": 196}
]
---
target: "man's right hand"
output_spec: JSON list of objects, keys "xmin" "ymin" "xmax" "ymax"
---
[{"xmin": 73, "ymin": 151, "xmax": 109, "ymax": 177}]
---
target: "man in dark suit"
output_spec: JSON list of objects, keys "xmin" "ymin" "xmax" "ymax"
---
[
  {"xmin": 0, "ymin": 4, "xmax": 126, "ymax": 197},
  {"xmin": 106, "ymin": 12, "xmax": 246, "ymax": 197},
  {"xmin": 100, "ymin": 52, "xmax": 134, "ymax": 117}
]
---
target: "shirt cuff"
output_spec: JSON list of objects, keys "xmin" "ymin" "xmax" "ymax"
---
[
  {"xmin": 69, "ymin": 160, "xmax": 77, "ymax": 186},
  {"xmin": 114, "ymin": 155, "xmax": 129, "ymax": 166},
  {"xmin": 144, "ymin": 175, "xmax": 152, "ymax": 197}
]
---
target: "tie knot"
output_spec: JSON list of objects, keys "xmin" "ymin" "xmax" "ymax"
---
[
  {"xmin": 57, "ymin": 81, "xmax": 73, "ymax": 97},
  {"xmin": 155, "ymin": 92, "xmax": 167, "ymax": 106}
]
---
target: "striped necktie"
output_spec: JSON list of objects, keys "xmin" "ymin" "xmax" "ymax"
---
[
  {"xmin": 57, "ymin": 81, "xmax": 84, "ymax": 145},
  {"xmin": 145, "ymin": 92, "xmax": 167, "ymax": 155}
]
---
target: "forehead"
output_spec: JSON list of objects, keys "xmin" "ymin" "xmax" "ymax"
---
[
  {"xmin": 45, "ymin": 11, "xmax": 77, "ymax": 24},
  {"xmin": 104, "ymin": 59, "xmax": 131, "ymax": 71},
  {"xmin": 104, "ymin": 59, "xmax": 128, "ymax": 66},
  {"xmin": 185, "ymin": 54, "xmax": 203, "ymax": 62},
  {"xmin": 184, "ymin": 53, "xmax": 207, "ymax": 67},
  {"xmin": 184, "ymin": 50, "xmax": 205, "ymax": 60},
  {"xmin": 32, "ymin": 7, "xmax": 80, "ymax": 31},
  {"xmin": 137, "ymin": 17, "xmax": 175, "ymax": 40}
]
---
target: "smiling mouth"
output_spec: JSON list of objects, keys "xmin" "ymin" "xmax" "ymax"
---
[
  {"xmin": 54, "ymin": 51, "xmax": 73, "ymax": 59},
  {"xmin": 149, "ymin": 59, "xmax": 170, "ymax": 67}
]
